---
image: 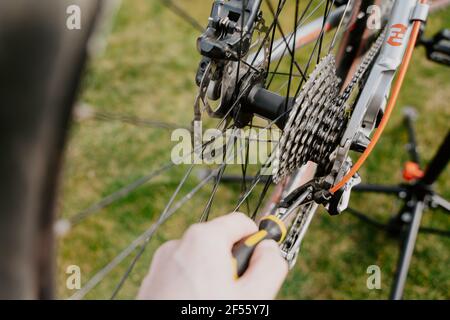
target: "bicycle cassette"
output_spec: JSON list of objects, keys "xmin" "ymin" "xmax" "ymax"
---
[{"xmin": 273, "ymin": 54, "xmax": 347, "ymax": 183}]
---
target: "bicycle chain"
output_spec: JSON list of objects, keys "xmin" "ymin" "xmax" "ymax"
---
[{"xmin": 280, "ymin": 202, "xmax": 313, "ymax": 254}]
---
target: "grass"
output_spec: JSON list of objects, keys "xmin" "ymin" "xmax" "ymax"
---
[{"xmin": 57, "ymin": 0, "xmax": 450, "ymax": 299}]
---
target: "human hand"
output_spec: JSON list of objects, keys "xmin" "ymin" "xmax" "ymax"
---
[{"xmin": 137, "ymin": 212, "xmax": 288, "ymax": 300}]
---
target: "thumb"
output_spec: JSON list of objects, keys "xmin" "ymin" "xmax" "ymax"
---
[{"xmin": 236, "ymin": 240, "xmax": 288, "ymax": 299}]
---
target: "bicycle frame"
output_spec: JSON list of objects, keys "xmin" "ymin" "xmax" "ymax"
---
[{"xmin": 340, "ymin": 0, "xmax": 429, "ymax": 150}]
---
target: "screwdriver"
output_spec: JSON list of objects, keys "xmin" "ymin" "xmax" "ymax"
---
[{"xmin": 231, "ymin": 188, "xmax": 312, "ymax": 278}]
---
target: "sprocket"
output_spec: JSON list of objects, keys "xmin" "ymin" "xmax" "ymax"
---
[{"xmin": 273, "ymin": 54, "xmax": 346, "ymax": 183}]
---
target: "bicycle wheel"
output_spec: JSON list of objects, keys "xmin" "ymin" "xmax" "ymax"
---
[{"xmin": 0, "ymin": 0, "xmax": 390, "ymax": 299}]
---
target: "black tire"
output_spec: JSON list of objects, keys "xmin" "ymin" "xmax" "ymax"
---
[{"xmin": 0, "ymin": 0, "xmax": 101, "ymax": 299}]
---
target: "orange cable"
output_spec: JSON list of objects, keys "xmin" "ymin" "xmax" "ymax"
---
[{"xmin": 330, "ymin": 0, "xmax": 426, "ymax": 194}]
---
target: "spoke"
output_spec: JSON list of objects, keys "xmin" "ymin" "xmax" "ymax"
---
[
  {"xmin": 284, "ymin": 0, "xmax": 300, "ymax": 113},
  {"xmin": 317, "ymin": 0, "xmax": 333, "ymax": 64},
  {"xmin": 110, "ymin": 165, "xmax": 194, "ymax": 299},
  {"xmin": 265, "ymin": 0, "xmax": 285, "ymax": 72},
  {"xmin": 249, "ymin": 0, "xmax": 287, "ymax": 68},
  {"xmin": 328, "ymin": 0, "xmax": 352, "ymax": 53},
  {"xmin": 64, "ymin": 66, "xmax": 241, "ymax": 231},
  {"xmin": 65, "ymin": 163, "xmax": 176, "ymax": 226},
  {"xmin": 268, "ymin": 71, "xmax": 305, "ymax": 77},
  {"xmin": 109, "ymin": 128, "xmax": 253, "ymax": 298},
  {"xmin": 57, "ymin": 131, "xmax": 227, "ymax": 231},
  {"xmin": 243, "ymin": 57, "xmax": 265, "ymax": 73},
  {"xmin": 264, "ymin": 0, "xmax": 306, "ymax": 82},
  {"xmin": 235, "ymin": 175, "xmax": 262, "ymax": 211},
  {"xmin": 69, "ymin": 168, "xmax": 219, "ymax": 300},
  {"xmin": 232, "ymin": 103, "xmax": 295, "ymax": 212},
  {"xmin": 266, "ymin": 0, "xmax": 318, "ymax": 87},
  {"xmin": 215, "ymin": 80, "xmax": 255, "ymax": 131},
  {"xmin": 274, "ymin": 78, "xmax": 290, "ymax": 92},
  {"xmin": 229, "ymin": 124, "xmax": 253, "ymax": 216},
  {"xmin": 234, "ymin": 133, "xmax": 279, "ymax": 212},
  {"xmin": 294, "ymin": 0, "xmax": 336, "ymax": 98},
  {"xmin": 75, "ymin": 104, "xmax": 189, "ymax": 130},
  {"xmin": 200, "ymin": 163, "xmax": 228, "ymax": 222},
  {"xmin": 251, "ymin": 178, "xmax": 272, "ymax": 219},
  {"xmin": 160, "ymin": 0, "xmax": 204, "ymax": 32},
  {"xmin": 94, "ymin": 111, "xmax": 190, "ymax": 131},
  {"xmin": 240, "ymin": 120, "xmax": 253, "ymax": 214},
  {"xmin": 234, "ymin": 150, "xmax": 277, "ymax": 212},
  {"xmin": 203, "ymin": 111, "xmax": 284, "ymax": 220},
  {"xmin": 233, "ymin": 0, "xmax": 246, "ymax": 91},
  {"xmin": 200, "ymin": 127, "xmax": 239, "ymax": 222}
]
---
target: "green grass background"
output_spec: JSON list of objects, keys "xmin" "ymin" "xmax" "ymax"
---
[{"xmin": 57, "ymin": 0, "xmax": 450, "ymax": 299}]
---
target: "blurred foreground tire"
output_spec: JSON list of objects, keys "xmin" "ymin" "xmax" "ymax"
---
[{"xmin": 0, "ymin": 0, "xmax": 101, "ymax": 299}]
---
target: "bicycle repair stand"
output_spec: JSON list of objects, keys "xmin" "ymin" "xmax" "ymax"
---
[{"xmin": 348, "ymin": 107, "xmax": 449, "ymax": 300}]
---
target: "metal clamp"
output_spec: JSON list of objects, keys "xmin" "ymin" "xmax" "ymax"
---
[{"xmin": 410, "ymin": 3, "xmax": 429, "ymax": 22}]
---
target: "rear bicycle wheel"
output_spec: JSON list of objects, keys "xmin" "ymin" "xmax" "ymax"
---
[{"xmin": 0, "ymin": 0, "xmax": 387, "ymax": 299}]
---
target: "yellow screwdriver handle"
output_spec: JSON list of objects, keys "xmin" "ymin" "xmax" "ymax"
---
[{"xmin": 231, "ymin": 215, "xmax": 287, "ymax": 278}]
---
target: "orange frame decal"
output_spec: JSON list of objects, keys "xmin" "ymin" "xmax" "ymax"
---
[{"xmin": 387, "ymin": 23, "xmax": 408, "ymax": 47}]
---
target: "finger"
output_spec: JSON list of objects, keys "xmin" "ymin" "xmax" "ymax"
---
[
  {"xmin": 237, "ymin": 240, "xmax": 288, "ymax": 299},
  {"xmin": 204, "ymin": 212, "xmax": 258, "ymax": 245},
  {"xmin": 150, "ymin": 240, "xmax": 180, "ymax": 270},
  {"xmin": 138, "ymin": 240, "xmax": 179, "ymax": 299}
]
